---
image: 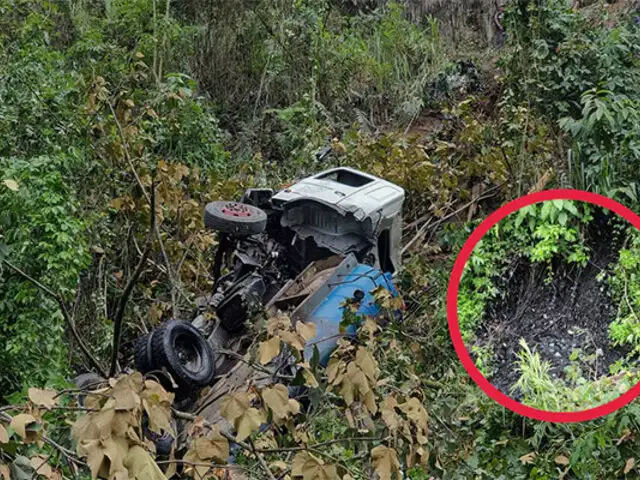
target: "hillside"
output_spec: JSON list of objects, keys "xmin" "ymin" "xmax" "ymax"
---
[{"xmin": 1, "ymin": 0, "xmax": 640, "ymax": 478}]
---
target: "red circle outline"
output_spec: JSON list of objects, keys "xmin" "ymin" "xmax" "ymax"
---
[{"xmin": 447, "ymin": 189, "xmax": 640, "ymax": 422}]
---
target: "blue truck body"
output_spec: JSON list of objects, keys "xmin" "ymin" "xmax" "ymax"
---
[{"xmin": 301, "ymin": 262, "xmax": 399, "ymax": 365}]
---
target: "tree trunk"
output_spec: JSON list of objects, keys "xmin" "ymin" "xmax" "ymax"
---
[{"xmin": 400, "ymin": 0, "xmax": 499, "ymax": 46}]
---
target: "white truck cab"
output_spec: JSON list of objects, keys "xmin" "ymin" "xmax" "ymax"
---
[{"xmin": 271, "ymin": 167, "xmax": 405, "ymax": 273}]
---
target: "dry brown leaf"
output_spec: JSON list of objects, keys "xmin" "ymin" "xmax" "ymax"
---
[
  {"xmin": 261, "ymin": 384, "xmax": 300, "ymax": 425},
  {"xmin": 292, "ymin": 452, "xmax": 337, "ymax": 480},
  {"xmin": 165, "ymin": 446, "xmax": 177, "ymax": 479},
  {"xmin": 124, "ymin": 445, "xmax": 166, "ymax": 480},
  {"xmin": 192, "ymin": 429, "xmax": 229, "ymax": 463},
  {"xmin": 220, "ymin": 391, "xmax": 251, "ymax": 424},
  {"xmin": 254, "ymin": 429, "xmax": 278, "ymax": 450},
  {"xmin": 555, "ymin": 455, "xmax": 570, "ymax": 466},
  {"xmin": 297, "ymin": 363, "xmax": 319, "ymax": 387},
  {"xmin": 0, "ymin": 424, "xmax": 9, "ymax": 444},
  {"xmin": 106, "ymin": 373, "xmax": 144, "ymax": 411},
  {"xmin": 625, "ymin": 457, "xmax": 635, "ymax": 474},
  {"xmin": 293, "ymin": 425, "xmax": 309, "ymax": 445},
  {"xmin": 0, "ymin": 464, "xmax": 9, "ymax": 480},
  {"xmin": 380, "ymin": 396, "xmax": 400, "ymax": 431},
  {"xmin": 355, "ymin": 347, "xmax": 378, "ymax": 381},
  {"xmin": 220, "ymin": 392, "xmax": 266, "ymax": 441},
  {"xmin": 258, "ymin": 336, "xmax": 281, "ymax": 365},
  {"xmin": 182, "ymin": 449, "xmax": 207, "ymax": 479},
  {"xmin": 101, "ymin": 436, "xmax": 128, "ymax": 478},
  {"xmin": 415, "ymin": 445, "xmax": 429, "ymax": 468},
  {"xmin": 28, "ymin": 388, "xmax": 59, "ymax": 409},
  {"xmin": 29, "ymin": 455, "xmax": 53, "ymax": 479},
  {"xmin": 270, "ymin": 460, "xmax": 287, "ymax": 472},
  {"xmin": 235, "ymin": 407, "xmax": 266, "ymax": 441},
  {"xmin": 398, "ymin": 397, "xmax": 428, "ymax": 445},
  {"xmin": 267, "ymin": 314, "xmax": 291, "ymax": 335},
  {"xmin": 295, "ymin": 322, "xmax": 317, "ymax": 342},
  {"xmin": 141, "ymin": 380, "xmax": 174, "ymax": 435},
  {"xmin": 371, "ymin": 445, "xmax": 401, "ymax": 480},
  {"xmin": 10, "ymin": 414, "xmax": 39, "ymax": 442},
  {"xmin": 361, "ymin": 317, "xmax": 379, "ymax": 344},
  {"xmin": 326, "ymin": 358, "xmax": 345, "ymax": 385},
  {"xmin": 279, "ymin": 330, "xmax": 306, "ymax": 351},
  {"xmin": 338, "ymin": 361, "xmax": 377, "ymax": 414}
]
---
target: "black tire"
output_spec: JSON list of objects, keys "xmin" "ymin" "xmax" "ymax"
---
[
  {"xmin": 204, "ymin": 201, "xmax": 267, "ymax": 236},
  {"xmin": 74, "ymin": 372, "xmax": 106, "ymax": 406},
  {"xmin": 134, "ymin": 333, "xmax": 154, "ymax": 373},
  {"xmin": 74, "ymin": 372, "xmax": 105, "ymax": 390},
  {"xmin": 150, "ymin": 321, "xmax": 216, "ymax": 391}
]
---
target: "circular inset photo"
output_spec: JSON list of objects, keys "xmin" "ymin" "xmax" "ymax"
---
[{"xmin": 448, "ymin": 191, "xmax": 640, "ymax": 421}]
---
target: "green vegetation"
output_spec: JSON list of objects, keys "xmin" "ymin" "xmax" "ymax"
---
[
  {"xmin": 2, "ymin": 0, "xmax": 640, "ymax": 478},
  {"xmin": 608, "ymin": 230, "xmax": 640, "ymax": 352},
  {"xmin": 459, "ymin": 199, "xmax": 594, "ymax": 340}
]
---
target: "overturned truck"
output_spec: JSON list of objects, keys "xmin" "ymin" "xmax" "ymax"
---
[{"xmin": 132, "ymin": 167, "xmax": 405, "ymax": 395}]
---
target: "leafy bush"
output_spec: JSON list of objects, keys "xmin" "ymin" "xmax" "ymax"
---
[
  {"xmin": 503, "ymin": 0, "xmax": 640, "ymax": 195},
  {"xmin": 0, "ymin": 156, "xmax": 90, "ymax": 391},
  {"xmin": 459, "ymin": 200, "xmax": 593, "ymax": 339},
  {"xmin": 608, "ymin": 229, "xmax": 640, "ymax": 353},
  {"xmin": 0, "ymin": 0, "xmax": 230, "ymax": 393}
]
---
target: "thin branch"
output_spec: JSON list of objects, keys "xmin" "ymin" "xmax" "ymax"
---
[
  {"xmin": 155, "ymin": 459, "xmax": 258, "ymax": 476},
  {"xmin": 42, "ymin": 435, "xmax": 88, "ymax": 468},
  {"xmin": 257, "ymin": 436, "xmax": 387, "ymax": 454},
  {"xmin": 2, "ymin": 260, "xmax": 107, "ymax": 378},
  {"xmin": 249, "ymin": 438, "xmax": 277, "ymax": 480},
  {"xmin": 402, "ymin": 181, "xmax": 506, "ymax": 255},
  {"xmin": 109, "ymin": 183, "xmax": 157, "ymax": 377},
  {"xmin": 214, "ymin": 349, "xmax": 294, "ymax": 379},
  {"xmin": 108, "ymin": 101, "xmax": 152, "ymax": 206}
]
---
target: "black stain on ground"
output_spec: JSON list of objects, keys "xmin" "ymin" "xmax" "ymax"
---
[{"xmin": 470, "ymin": 211, "xmax": 628, "ymax": 400}]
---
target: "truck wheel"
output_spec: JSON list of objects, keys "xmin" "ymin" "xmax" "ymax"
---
[
  {"xmin": 204, "ymin": 201, "xmax": 267, "ymax": 236},
  {"xmin": 74, "ymin": 372, "xmax": 105, "ymax": 390},
  {"xmin": 134, "ymin": 333, "xmax": 154, "ymax": 373},
  {"xmin": 74, "ymin": 372, "xmax": 106, "ymax": 406},
  {"xmin": 149, "ymin": 321, "xmax": 216, "ymax": 390}
]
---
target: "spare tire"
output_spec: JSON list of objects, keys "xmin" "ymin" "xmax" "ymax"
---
[
  {"xmin": 148, "ymin": 321, "xmax": 216, "ymax": 391},
  {"xmin": 204, "ymin": 201, "xmax": 267, "ymax": 236}
]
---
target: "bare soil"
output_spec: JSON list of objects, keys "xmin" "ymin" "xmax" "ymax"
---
[{"xmin": 470, "ymin": 214, "xmax": 627, "ymax": 399}]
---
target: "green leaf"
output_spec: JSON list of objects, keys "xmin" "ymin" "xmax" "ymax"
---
[
  {"xmin": 564, "ymin": 202, "xmax": 579, "ymax": 215},
  {"xmin": 558, "ymin": 212, "xmax": 568, "ymax": 226},
  {"xmin": 2, "ymin": 180, "xmax": 19, "ymax": 192}
]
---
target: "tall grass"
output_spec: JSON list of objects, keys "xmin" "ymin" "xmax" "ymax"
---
[{"xmin": 194, "ymin": 1, "xmax": 445, "ymax": 129}]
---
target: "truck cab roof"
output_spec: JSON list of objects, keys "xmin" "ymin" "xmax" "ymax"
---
[{"xmin": 271, "ymin": 167, "xmax": 405, "ymax": 222}]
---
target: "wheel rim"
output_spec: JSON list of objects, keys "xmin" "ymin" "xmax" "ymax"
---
[
  {"xmin": 221, "ymin": 203, "xmax": 252, "ymax": 217},
  {"xmin": 174, "ymin": 334, "xmax": 203, "ymax": 373}
]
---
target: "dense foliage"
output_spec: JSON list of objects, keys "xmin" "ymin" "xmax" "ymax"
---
[{"xmin": 2, "ymin": 0, "xmax": 640, "ymax": 478}]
